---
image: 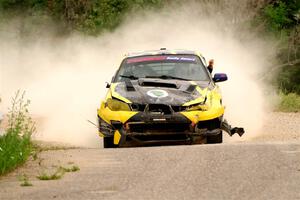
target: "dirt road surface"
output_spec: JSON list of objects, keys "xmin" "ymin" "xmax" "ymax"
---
[{"xmin": 0, "ymin": 112, "xmax": 300, "ymax": 200}]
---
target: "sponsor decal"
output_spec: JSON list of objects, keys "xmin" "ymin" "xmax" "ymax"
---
[
  {"xmin": 147, "ymin": 89, "xmax": 169, "ymax": 98},
  {"xmin": 127, "ymin": 56, "xmax": 197, "ymax": 63},
  {"xmin": 166, "ymin": 56, "xmax": 196, "ymax": 62},
  {"xmin": 180, "ymin": 57, "xmax": 196, "ymax": 62},
  {"xmin": 166, "ymin": 56, "xmax": 180, "ymax": 61},
  {"xmin": 127, "ymin": 56, "xmax": 167, "ymax": 63}
]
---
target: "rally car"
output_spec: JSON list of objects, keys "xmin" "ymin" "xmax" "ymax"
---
[{"xmin": 97, "ymin": 49, "xmax": 244, "ymax": 148}]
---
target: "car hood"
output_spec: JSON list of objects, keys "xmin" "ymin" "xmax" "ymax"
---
[{"xmin": 112, "ymin": 78, "xmax": 212, "ymax": 105}]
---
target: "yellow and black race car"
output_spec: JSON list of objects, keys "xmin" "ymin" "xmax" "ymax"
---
[{"xmin": 97, "ymin": 49, "xmax": 244, "ymax": 148}]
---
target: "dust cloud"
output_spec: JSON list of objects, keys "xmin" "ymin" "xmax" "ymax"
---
[{"xmin": 0, "ymin": 1, "xmax": 276, "ymax": 146}]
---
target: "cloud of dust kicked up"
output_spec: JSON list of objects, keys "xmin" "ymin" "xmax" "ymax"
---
[{"xmin": 0, "ymin": 1, "xmax": 276, "ymax": 147}]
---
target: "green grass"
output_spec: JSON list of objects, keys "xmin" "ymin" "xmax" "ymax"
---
[
  {"xmin": 59, "ymin": 165, "xmax": 80, "ymax": 172},
  {"xmin": 21, "ymin": 181, "xmax": 33, "ymax": 187},
  {"xmin": 19, "ymin": 174, "xmax": 33, "ymax": 187},
  {"xmin": 37, "ymin": 170, "xmax": 65, "ymax": 181},
  {"xmin": 277, "ymin": 93, "xmax": 300, "ymax": 112},
  {"xmin": 0, "ymin": 131, "xmax": 32, "ymax": 175},
  {"xmin": 0, "ymin": 91, "xmax": 35, "ymax": 175},
  {"xmin": 37, "ymin": 165, "xmax": 80, "ymax": 181}
]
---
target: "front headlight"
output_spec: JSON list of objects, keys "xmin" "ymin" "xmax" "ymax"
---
[{"xmin": 106, "ymin": 98, "xmax": 131, "ymax": 111}]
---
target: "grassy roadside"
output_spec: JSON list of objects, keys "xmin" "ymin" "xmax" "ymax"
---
[
  {"xmin": 277, "ymin": 93, "xmax": 300, "ymax": 112},
  {"xmin": 0, "ymin": 91, "xmax": 35, "ymax": 175}
]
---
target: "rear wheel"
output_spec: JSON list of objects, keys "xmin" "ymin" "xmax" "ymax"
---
[
  {"xmin": 207, "ymin": 131, "xmax": 223, "ymax": 144},
  {"xmin": 103, "ymin": 137, "xmax": 117, "ymax": 148}
]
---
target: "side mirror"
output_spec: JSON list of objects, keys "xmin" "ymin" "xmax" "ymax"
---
[
  {"xmin": 213, "ymin": 73, "xmax": 228, "ymax": 82},
  {"xmin": 106, "ymin": 82, "xmax": 111, "ymax": 88}
]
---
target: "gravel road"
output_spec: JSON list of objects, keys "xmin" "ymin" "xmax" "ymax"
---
[{"xmin": 0, "ymin": 112, "xmax": 299, "ymax": 200}]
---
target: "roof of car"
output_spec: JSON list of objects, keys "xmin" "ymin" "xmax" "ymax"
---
[{"xmin": 125, "ymin": 49, "xmax": 202, "ymax": 58}]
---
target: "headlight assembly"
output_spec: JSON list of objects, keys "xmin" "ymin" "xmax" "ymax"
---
[{"xmin": 106, "ymin": 98, "xmax": 131, "ymax": 111}]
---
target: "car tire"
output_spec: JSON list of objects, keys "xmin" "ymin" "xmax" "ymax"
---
[
  {"xmin": 207, "ymin": 131, "xmax": 223, "ymax": 144},
  {"xmin": 103, "ymin": 137, "xmax": 117, "ymax": 148}
]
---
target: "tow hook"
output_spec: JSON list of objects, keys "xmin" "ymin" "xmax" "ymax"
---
[{"xmin": 221, "ymin": 120, "xmax": 245, "ymax": 137}]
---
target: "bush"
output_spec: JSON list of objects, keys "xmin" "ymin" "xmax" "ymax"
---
[
  {"xmin": 277, "ymin": 64, "xmax": 300, "ymax": 95},
  {"xmin": 263, "ymin": 1, "xmax": 293, "ymax": 31},
  {"xmin": 0, "ymin": 91, "xmax": 35, "ymax": 175},
  {"xmin": 277, "ymin": 93, "xmax": 300, "ymax": 112},
  {"xmin": 0, "ymin": 0, "xmax": 164, "ymax": 35}
]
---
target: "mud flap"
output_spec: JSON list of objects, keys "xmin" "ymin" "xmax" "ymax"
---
[{"xmin": 221, "ymin": 119, "xmax": 245, "ymax": 137}]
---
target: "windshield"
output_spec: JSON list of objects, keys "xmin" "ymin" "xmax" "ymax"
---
[{"xmin": 114, "ymin": 55, "xmax": 210, "ymax": 82}]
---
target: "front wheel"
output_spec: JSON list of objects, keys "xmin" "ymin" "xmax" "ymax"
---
[
  {"xmin": 207, "ymin": 131, "xmax": 223, "ymax": 144},
  {"xmin": 103, "ymin": 137, "xmax": 117, "ymax": 148}
]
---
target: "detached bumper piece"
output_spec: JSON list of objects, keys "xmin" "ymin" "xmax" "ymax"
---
[{"xmin": 221, "ymin": 119, "xmax": 245, "ymax": 137}]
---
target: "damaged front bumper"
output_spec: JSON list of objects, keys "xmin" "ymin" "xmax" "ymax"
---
[{"xmin": 98, "ymin": 113, "xmax": 245, "ymax": 146}]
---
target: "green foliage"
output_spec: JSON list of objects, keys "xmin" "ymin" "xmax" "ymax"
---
[
  {"xmin": 72, "ymin": 0, "xmax": 163, "ymax": 34},
  {"xmin": 263, "ymin": 0, "xmax": 300, "ymax": 31},
  {"xmin": 259, "ymin": 1, "xmax": 300, "ymax": 95},
  {"xmin": 37, "ymin": 164, "xmax": 80, "ymax": 180},
  {"xmin": 264, "ymin": 2, "xmax": 293, "ymax": 31},
  {"xmin": 277, "ymin": 93, "xmax": 300, "ymax": 112},
  {"xmin": 0, "ymin": 131, "xmax": 32, "ymax": 175},
  {"xmin": 277, "ymin": 64, "xmax": 300, "ymax": 94},
  {"xmin": 0, "ymin": 91, "xmax": 35, "ymax": 175},
  {"xmin": 79, "ymin": 0, "xmax": 130, "ymax": 34},
  {"xmin": 70, "ymin": 165, "xmax": 80, "ymax": 172},
  {"xmin": 37, "ymin": 169, "xmax": 65, "ymax": 180},
  {"xmin": 0, "ymin": 0, "xmax": 164, "ymax": 34},
  {"xmin": 19, "ymin": 174, "xmax": 33, "ymax": 186},
  {"xmin": 59, "ymin": 165, "xmax": 80, "ymax": 172}
]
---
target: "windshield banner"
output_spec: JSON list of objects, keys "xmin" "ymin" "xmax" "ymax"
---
[{"xmin": 127, "ymin": 56, "xmax": 197, "ymax": 64}]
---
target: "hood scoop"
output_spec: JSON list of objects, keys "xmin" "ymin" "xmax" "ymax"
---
[{"xmin": 139, "ymin": 80, "xmax": 178, "ymax": 89}]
